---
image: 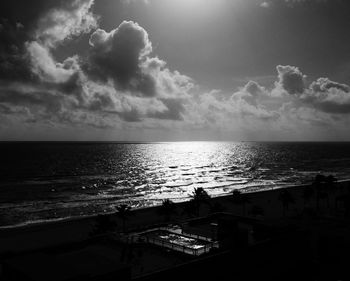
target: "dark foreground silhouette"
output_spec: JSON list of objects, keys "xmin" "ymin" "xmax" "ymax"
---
[{"xmin": 1, "ymin": 175, "xmax": 350, "ymax": 281}]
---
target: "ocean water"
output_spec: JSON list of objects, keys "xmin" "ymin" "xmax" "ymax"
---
[{"xmin": 1, "ymin": 141, "xmax": 350, "ymax": 227}]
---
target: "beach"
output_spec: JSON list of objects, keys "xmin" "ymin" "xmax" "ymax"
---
[{"xmin": 1, "ymin": 179, "xmax": 348, "ymax": 255}]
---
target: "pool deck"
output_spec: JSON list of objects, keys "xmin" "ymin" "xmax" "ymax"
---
[{"xmin": 128, "ymin": 226, "xmax": 219, "ymax": 256}]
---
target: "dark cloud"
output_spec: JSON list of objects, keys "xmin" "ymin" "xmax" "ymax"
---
[
  {"xmin": 149, "ymin": 98, "xmax": 185, "ymax": 120},
  {"xmin": 86, "ymin": 92, "xmax": 115, "ymax": 112},
  {"xmin": 0, "ymin": 0, "xmax": 94, "ymax": 80},
  {"xmin": 315, "ymin": 101, "xmax": 350, "ymax": 114},
  {"xmin": 0, "ymin": 0, "xmax": 96, "ymax": 86},
  {"xmin": 302, "ymin": 88, "xmax": 350, "ymax": 115},
  {"xmin": 0, "ymin": 19, "xmax": 34, "ymax": 83},
  {"xmin": 116, "ymin": 108, "xmax": 142, "ymax": 122},
  {"xmin": 0, "ymin": 1, "xmax": 196, "ymax": 129},
  {"xmin": 273, "ymin": 65, "xmax": 350, "ymax": 115},
  {"xmin": 0, "ymin": 103, "xmax": 17, "ymax": 115},
  {"xmin": 0, "ymin": 87, "xmax": 64, "ymax": 113},
  {"xmin": 276, "ymin": 65, "xmax": 306, "ymax": 94},
  {"xmin": 6, "ymin": 0, "xmax": 350, "ymax": 139},
  {"xmin": 0, "ymin": 0, "xmax": 103, "ymax": 124},
  {"xmin": 87, "ymin": 21, "xmax": 157, "ymax": 97}
]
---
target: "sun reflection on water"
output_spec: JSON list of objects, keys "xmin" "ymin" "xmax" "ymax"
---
[{"xmin": 3, "ymin": 141, "xmax": 350, "ymax": 226}]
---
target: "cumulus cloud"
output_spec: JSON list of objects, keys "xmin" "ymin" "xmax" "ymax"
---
[
  {"xmin": 25, "ymin": 0, "xmax": 97, "ymax": 85},
  {"xmin": 2, "ymin": 0, "xmax": 350, "ymax": 140},
  {"xmin": 310, "ymin": 77, "xmax": 350, "ymax": 93},
  {"xmin": 276, "ymin": 65, "xmax": 306, "ymax": 94},
  {"xmin": 87, "ymin": 21, "xmax": 156, "ymax": 96},
  {"xmin": 301, "ymin": 87, "xmax": 350, "ymax": 114},
  {"xmin": 83, "ymin": 20, "xmax": 194, "ymax": 121},
  {"xmin": 0, "ymin": 0, "xmax": 195, "ymax": 131},
  {"xmin": 34, "ymin": 0, "xmax": 97, "ymax": 48},
  {"xmin": 232, "ymin": 80, "xmax": 267, "ymax": 107},
  {"xmin": 26, "ymin": 41, "xmax": 79, "ymax": 83},
  {"xmin": 178, "ymin": 64, "xmax": 350, "ymax": 139},
  {"xmin": 1, "ymin": 16, "xmax": 193, "ymax": 128}
]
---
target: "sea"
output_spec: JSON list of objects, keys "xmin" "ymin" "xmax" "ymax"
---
[{"xmin": 1, "ymin": 141, "xmax": 350, "ymax": 227}]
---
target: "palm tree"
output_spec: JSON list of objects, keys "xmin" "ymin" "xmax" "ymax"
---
[
  {"xmin": 116, "ymin": 204, "xmax": 132, "ymax": 232},
  {"xmin": 314, "ymin": 174, "xmax": 327, "ymax": 185},
  {"xmin": 209, "ymin": 202, "xmax": 225, "ymax": 214},
  {"xmin": 326, "ymin": 175, "xmax": 337, "ymax": 208},
  {"xmin": 318, "ymin": 189, "xmax": 330, "ymax": 209},
  {"xmin": 157, "ymin": 199, "xmax": 176, "ymax": 222},
  {"xmin": 190, "ymin": 187, "xmax": 211, "ymax": 216},
  {"xmin": 344, "ymin": 193, "xmax": 350, "ymax": 217},
  {"xmin": 313, "ymin": 175, "xmax": 324, "ymax": 210},
  {"xmin": 231, "ymin": 189, "xmax": 250, "ymax": 215},
  {"xmin": 325, "ymin": 174, "xmax": 337, "ymax": 185},
  {"xmin": 278, "ymin": 189, "xmax": 295, "ymax": 217},
  {"xmin": 250, "ymin": 205, "xmax": 264, "ymax": 217},
  {"xmin": 302, "ymin": 186, "xmax": 314, "ymax": 209},
  {"xmin": 313, "ymin": 175, "xmax": 332, "ymax": 210},
  {"xmin": 183, "ymin": 199, "xmax": 197, "ymax": 217},
  {"xmin": 90, "ymin": 214, "xmax": 117, "ymax": 236}
]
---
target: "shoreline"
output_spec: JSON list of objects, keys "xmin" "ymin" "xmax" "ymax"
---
[
  {"xmin": 1, "ymin": 178, "xmax": 349, "ymax": 254},
  {"xmin": 1, "ymin": 178, "xmax": 349, "ymax": 232}
]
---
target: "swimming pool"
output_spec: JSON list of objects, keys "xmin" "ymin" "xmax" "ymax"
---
[{"xmin": 140, "ymin": 229, "xmax": 217, "ymax": 256}]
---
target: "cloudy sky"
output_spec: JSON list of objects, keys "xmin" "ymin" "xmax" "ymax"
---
[{"xmin": 1, "ymin": 0, "xmax": 350, "ymax": 141}]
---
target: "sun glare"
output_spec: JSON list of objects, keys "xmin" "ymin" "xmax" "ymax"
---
[{"xmin": 158, "ymin": 0, "xmax": 227, "ymax": 18}]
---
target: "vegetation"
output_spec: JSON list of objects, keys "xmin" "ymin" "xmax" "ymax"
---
[
  {"xmin": 90, "ymin": 214, "xmax": 117, "ymax": 236},
  {"xmin": 209, "ymin": 202, "xmax": 225, "ymax": 214},
  {"xmin": 183, "ymin": 199, "xmax": 198, "ymax": 217},
  {"xmin": 313, "ymin": 174, "xmax": 337, "ymax": 210},
  {"xmin": 116, "ymin": 204, "xmax": 132, "ymax": 232},
  {"xmin": 302, "ymin": 186, "xmax": 314, "ymax": 208},
  {"xmin": 157, "ymin": 199, "xmax": 176, "ymax": 221},
  {"xmin": 278, "ymin": 189, "xmax": 295, "ymax": 217},
  {"xmin": 190, "ymin": 187, "xmax": 211, "ymax": 216},
  {"xmin": 231, "ymin": 189, "xmax": 250, "ymax": 215},
  {"xmin": 249, "ymin": 205, "xmax": 265, "ymax": 217}
]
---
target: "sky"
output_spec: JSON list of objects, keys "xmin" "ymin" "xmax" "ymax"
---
[{"xmin": 1, "ymin": 0, "xmax": 350, "ymax": 141}]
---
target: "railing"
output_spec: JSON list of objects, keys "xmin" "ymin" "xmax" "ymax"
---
[
  {"xmin": 114, "ymin": 226, "xmax": 219, "ymax": 256},
  {"xmin": 144, "ymin": 235, "xmax": 216, "ymax": 256},
  {"xmin": 180, "ymin": 231, "xmax": 214, "ymax": 242},
  {"xmin": 152, "ymin": 226, "xmax": 214, "ymax": 242}
]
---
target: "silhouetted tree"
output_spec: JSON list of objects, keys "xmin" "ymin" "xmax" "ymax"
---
[
  {"xmin": 318, "ymin": 189, "xmax": 330, "ymax": 209},
  {"xmin": 249, "ymin": 205, "xmax": 265, "ymax": 217},
  {"xmin": 314, "ymin": 174, "xmax": 326, "ymax": 185},
  {"xmin": 209, "ymin": 202, "xmax": 225, "ymax": 214},
  {"xmin": 344, "ymin": 193, "xmax": 350, "ymax": 217},
  {"xmin": 231, "ymin": 189, "xmax": 250, "ymax": 215},
  {"xmin": 325, "ymin": 174, "xmax": 337, "ymax": 185},
  {"xmin": 303, "ymin": 186, "xmax": 314, "ymax": 208},
  {"xmin": 157, "ymin": 199, "xmax": 176, "ymax": 222},
  {"xmin": 278, "ymin": 189, "xmax": 295, "ymax": 217},
  {"xmin": 90, "ymin": 214, "xmax": 117, "ymax": 236},
  {"xmin": 335, "ymin": 194, "xmax": 346, "ymax": 212},
  {"xmin": 183, "ymin": 199, "xmax": 197, "ymax": 217},
  {"xmin": 190, "ymin": 187, "xmax": 211, "ymax": 216},
  {"xmin": 116, "ymin": 204, "xmax": 132, "ymax": 232},
  {"xmin": 313, "ymin": 175, "xmax": 332, "ymax": 209},
  {"xmin": 326, "ymin": 175, "xmax": 337, "ymax": 208}
]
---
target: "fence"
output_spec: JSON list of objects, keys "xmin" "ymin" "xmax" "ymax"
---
[
  {"xmin": 143, "ymin": 235, "xmax": 217, "ymax": 256},
  {"xmin": 117, "ymin": 227, "xmax": 219, "ymax": 256}
]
